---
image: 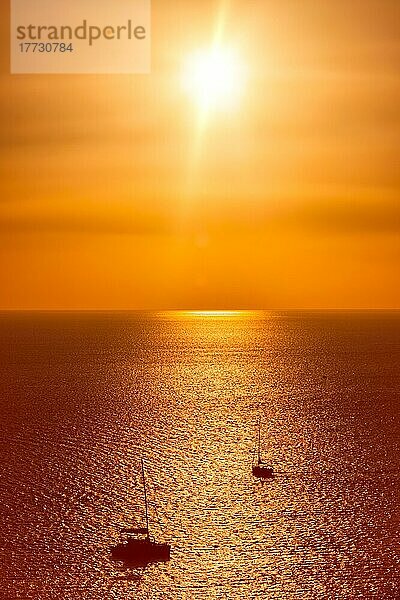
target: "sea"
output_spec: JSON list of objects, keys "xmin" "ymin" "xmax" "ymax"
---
[{"xmin": 0, "ymin": 311, "xmax": 399, "ymax": 599}]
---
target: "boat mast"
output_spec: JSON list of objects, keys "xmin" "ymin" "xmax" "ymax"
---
[
  {"xmin": 141, "ymin": 459, "xmax": 150, "ymax": 541},
  {"xmin": 257, "ymin": 417, "xmax": 261, "ymax": 463}
]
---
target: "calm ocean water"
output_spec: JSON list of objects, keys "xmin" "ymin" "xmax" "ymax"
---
[{"xmin": 0, "ymin": 311, "xmax": 399, "ymax": 599}]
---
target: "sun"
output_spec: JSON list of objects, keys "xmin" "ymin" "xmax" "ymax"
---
[{"xmin": 183, "ymin": 46, "xmax": 245, "ymax": 114}]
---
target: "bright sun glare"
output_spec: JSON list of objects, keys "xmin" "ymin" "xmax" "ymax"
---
[{"xmin": 183, "ymin": 46, "xmax": 245, "ymax": 113}]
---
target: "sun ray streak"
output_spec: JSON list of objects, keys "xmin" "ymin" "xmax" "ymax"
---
[{"xmin": 179, "ymin": 0, "xmax": 249, "ymax": 230}]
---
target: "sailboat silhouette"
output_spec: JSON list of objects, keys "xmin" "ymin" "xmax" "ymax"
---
[
  {"xmin": 252, "ymin": 418, "xmax": 274, "ymax": 479},
  {"xmin": 111, "ymin": 459, "xmax": 171, "ymax": 565}
]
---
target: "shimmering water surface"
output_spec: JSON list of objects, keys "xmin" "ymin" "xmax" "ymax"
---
[{"xmin": 0, "ymin": 311, "xmax": 399, "ymax": 599}]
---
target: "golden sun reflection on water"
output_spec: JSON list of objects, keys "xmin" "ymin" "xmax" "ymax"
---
[
  {"xmin": 181, "ymin": 310, "xmax": 251, "ymax": 317},
  {"xmin": 155, "ymin": 310, "xmax": 261, "ymax": 321},
  {"xmin": 0, "ymin": 311, "xmax": 399, "ymax": 599}
]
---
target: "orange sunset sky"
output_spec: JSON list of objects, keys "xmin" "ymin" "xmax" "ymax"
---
[{"xmin": 0, "ymin": 0, "xmax": 399, "ymax": 310}]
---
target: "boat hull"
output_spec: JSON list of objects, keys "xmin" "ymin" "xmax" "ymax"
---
[
  {"xmin": 252, "ymin": 465, "xmax": 274, "ymax": 479},
  {"xmin": 111, "ymin": 539, "xmax": 171, "ymax": 565}
]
